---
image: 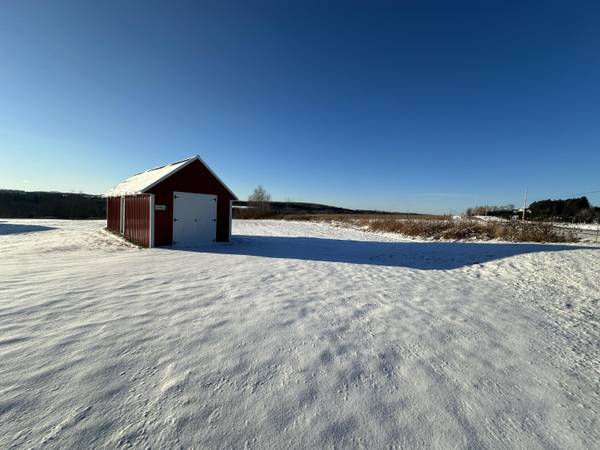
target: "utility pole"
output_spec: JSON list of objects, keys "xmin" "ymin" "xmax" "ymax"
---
[{"xmin": 522, "ymin": 188, "xmax": 528, "ymax": 221}]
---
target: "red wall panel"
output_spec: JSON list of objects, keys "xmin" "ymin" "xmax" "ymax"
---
[
  {"xmin": 124, "ymin": 195, "xmax": 151, "ymax": 247},
  {"xmin": 106, "ymin": 197, "xmax": 121, "ymax": 233}
]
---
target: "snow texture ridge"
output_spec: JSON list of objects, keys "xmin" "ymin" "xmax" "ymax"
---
[{"xmin": 1, "ymin": 219, "xmax": 599, "ymax": 449}]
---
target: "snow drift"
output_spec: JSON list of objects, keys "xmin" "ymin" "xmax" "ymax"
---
[{"xmin": 1, "ymin": 219, "xmax": 599, "ymax": 449}]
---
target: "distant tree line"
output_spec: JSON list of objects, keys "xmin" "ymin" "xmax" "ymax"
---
[
  {"xmin": 0, "ymin": 190, "xmax": 106, "ymax": 219},
  {"xmin": 466, "ymin": 196, "xmax": 599, "ymax": 223},
  {"xmin": 528, "ymin": 196, "xmax": 599, "ymax": 223},
  {"xmin": 465, "ymin": 204, "xmax": 515, "ymax": 218},
  {"xmin": 2, "ymin": 187, "xmax": 420, "ymax": 221},
  {"xmin": 233, "ymin": 185, "xmax": 408, "ymax": 219}
]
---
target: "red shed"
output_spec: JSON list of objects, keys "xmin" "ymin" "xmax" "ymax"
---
[{"xmin": 104, "ymin": 156, "xmax": 237, "ymax": 247}]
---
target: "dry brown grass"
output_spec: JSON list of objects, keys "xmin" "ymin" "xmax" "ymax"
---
[
  {"xmin": 366, "ymin": 218, "xmax": 577, "ymax": 242},
  {"xmin": 235, "ymin": 210, "xmax": 577, "ymax": 242},
  {"xmin": 234, "ymin": 208, "xmax": 276, "ymax": 220},
  {"xmin": 279, "ymin": 215, "xmax": 578, "ymax": 243}
]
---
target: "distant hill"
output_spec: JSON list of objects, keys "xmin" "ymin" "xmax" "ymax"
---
[
  {"xmin": 0, "ymin": 190, "xmax": 105, "ymax": 219},
  {"xmin": 0, "ymin": 189, "xmax": 411, "ymax": 220},
  {"xmin": 233, "ymin": 200, "xmax": 399, "ymax": 216}
]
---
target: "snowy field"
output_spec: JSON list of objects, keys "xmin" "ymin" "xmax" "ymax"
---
[
  {"xmin": 553, "ymin": 222, "xmax": 600, "ymax": 243},
  {"xmin": 1, "ymin": 219, "xmax": 599, "ymax": 449}
]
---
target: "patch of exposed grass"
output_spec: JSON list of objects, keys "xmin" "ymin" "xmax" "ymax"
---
[
  {"xmin": 236, "ymin": 210, "xmax": 578, "ymax": 242},
  {"xmin": 365, "ymin": 218, "xmax": 577, "ymax": 242},
  {"xmin": 280, "ymin": 215, "xmax": 578, "ymax": 243}
]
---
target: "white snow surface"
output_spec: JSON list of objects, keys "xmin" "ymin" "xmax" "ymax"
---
[
  {"xmin": 103, "ymin": 156, "xmax": 195, "ymax": 197},
  {"xmin": 1, "ymin": 219, "xmax": 599, "ymax": 449},
  {"xmin": 554, "ymin": 222, "xmax": 599, "ymax": 231},
  {"xmin": 472, "ymin": 215, "xmax": 509, "ymax": 222}
]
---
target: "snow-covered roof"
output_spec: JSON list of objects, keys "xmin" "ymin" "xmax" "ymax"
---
[{"xmin": 103, "ymin": 155, "xmax": 237, "ymax": 199}]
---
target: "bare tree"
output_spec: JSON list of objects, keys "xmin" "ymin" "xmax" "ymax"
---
[
  {"xmin": 249, "ymin": 185, "xmax": 271, "ymax": 204},
  {"xmin": 248, "ymin": 185, "xmax": 271, "ymax": 217}
]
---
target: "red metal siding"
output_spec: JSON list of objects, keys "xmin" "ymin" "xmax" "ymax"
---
[
  {"xmin": 147, "ymin": 159, "xmax": 235, "ymax": 245},
  {"xmin": 106, "ymin": 197, "xmax": 121, "ymax": 233},
  {"xmin": 124, "ymin": 195, "xmax": 151, "ymax": 247}
]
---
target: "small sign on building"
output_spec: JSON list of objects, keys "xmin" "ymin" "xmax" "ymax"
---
[{"xmin": 155, "ymin": 204, "xmax": 166, "ymax": 211}]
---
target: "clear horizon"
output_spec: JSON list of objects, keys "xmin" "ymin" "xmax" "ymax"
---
[{"xmin": 1, "ymin": 1, "xmax": 599, "ymax": 214}]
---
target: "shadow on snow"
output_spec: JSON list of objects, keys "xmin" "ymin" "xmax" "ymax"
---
[
  {"xmin": 0, "ymin": 223, "xmax": 56, "ymax": 236},
  {"xmin": 169, "ymin": 235, "xmax": 596, "ymax": 270}
]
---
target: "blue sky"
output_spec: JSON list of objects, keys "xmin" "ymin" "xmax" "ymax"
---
[{"xmin": 1, "ymin": 1, "xmax": 599, "ymax": 213}]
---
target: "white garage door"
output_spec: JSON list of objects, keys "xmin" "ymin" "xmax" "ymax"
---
[{"xmin": 172, "ymin": 191, "xmax": 217, "ymax": 246}]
